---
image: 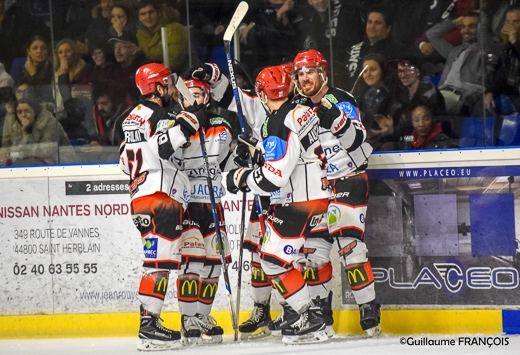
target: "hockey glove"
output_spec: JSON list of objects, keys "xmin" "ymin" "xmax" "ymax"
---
[
  {"xmin": 184, "ymin": 103, "xmax": 208, "ymax": 127},
  {"xmin": 184, "ymin": 63, "xmax": 221, "ymax": 84},
  {"xmin": 316, "ymin": 97, "xmax": 350, "ymax": 136},
  {"xmin": 226, "ymin": 167, "xmax": 252, "ymax": 194},
  {"xmin": 234, "ymin": 134, "xmax": 264, "ymax": 168},
  {"xmin": 176, "ymin": 111, "xmax": 200, "ymax": 137}
]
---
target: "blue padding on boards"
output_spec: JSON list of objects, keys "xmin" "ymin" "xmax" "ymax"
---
[
  {"xmin": 469, "ymin": 194, "xmax": 516, "ymax": 256},
  {"xmin": 503, "ymin": 310, "xmax": 520, "ymax": 334}
]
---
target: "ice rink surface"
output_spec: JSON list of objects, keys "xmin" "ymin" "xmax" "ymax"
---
[{"xmin": 2, "ymin": 334, "xmax": 520, "ymax": 355}]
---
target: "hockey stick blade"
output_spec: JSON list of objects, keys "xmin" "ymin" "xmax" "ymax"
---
[
  {"xmin": 223, "ymin": 1, "xmax": 249, "ymax": 43},
  {"xmin": 175, "ymin": 77, "xmax": 195, "ymax": 106}
]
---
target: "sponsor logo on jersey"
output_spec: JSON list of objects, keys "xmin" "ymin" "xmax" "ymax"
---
[
  {"xmin": 179, "ymin": 278, "xmax": 198, "ymax": 297},
  {"xmin": 338, "ymin": 240, "xmax": 357, "ymax": 258},
  {"xmin": 143, "ymin": 237, "xmax": 158, "ymax": 258},
  {"xmin": 326, "ymin": 163, "xmax": 339, "ymax": 174},
  {"xmin": 336, "ymin": 101, "xmax": 358, "ymax": 120},
  {"xmin": 125, "ymin": 112, "xmax": 146, "ymax": 126},
  {"xmin": 132, "ymin": 214, "xmax": 151, "ymax": 228},
  {"xmin": 191, "ymin": 183, "xmax": 225, "ymax": 198},
  {"xmin": 129, "ymin": 171, "xmax": 149, "ymax": 196},
  {"xmin": 263, "ymin": 137, "xmax": 282, "ymax": 161},
  {"xmin": 283, "ymin": 245, "xmax": 298, "ymax": 255},
  {"xmin": 262, "ymin": 225, "xmax": 272, "ymax": 245},
  {"xmin": 155, "ymin": 273, "xmax": 168, "ymax": 296},
  {"xmin": 334, "ymin": 192, "xmax": 350, "ymax": 199},
  {"xmin": 187, "ymin": 167, "xmax": 220, "ymax": 179},
  {"xmin": 360, "ymin": 213, "xmax": 365, "ymax": 224},
  {"xmin": 309, "ymin": 214, "xmax": 323, "ymax": 227},
  {"xmin": 268, "ymin": 215, "xmax": 283, "ymax": 225},
  {"xmin": 323, "ymin": 144, "xmax": 342, "ymax": 157},
  {"xmin": 324, "ymin": 94, "xmax": 338, "ymax": 104},
  {"xmin": 211, "ymin": 234, "xmax": 226, "ymax": 252},
  {"xmin": 201, "ymin": 282, "xmax": 218, "ymax": 299},
  {"xmin": 209, "ymin": 116, "xmax": 232, "ymax": 128},
  {"xmin": 263, "ymin": 162, "xmax": 282, "ymax": 177},
  {"xmin": 183, "ymin": 236, "xmax": 205, "ymax": 249},
  {"xmin": 215, "ymin": 130, "xmax": 228, "ymax": 143},
  {"xmin": 346, "ymin": 265, "xmax": 368, "ymax": 287},
  {"xmin": 373, "ymin": 263, "xmax": 519, "ymax": 293},
  {"xmin": 327, "ymin": 205, "xmax": 341, "ymax": 226}
]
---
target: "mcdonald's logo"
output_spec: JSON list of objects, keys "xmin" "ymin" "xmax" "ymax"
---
[
  {"xmin": 155, "ymin": 274, "xmax": 168, "ymax": 296},
  {"xmin": 180, "ymin": 279, "xmax": 198, "ymax": 297},
  {"xmin": 251, "ymin": 266, "xmax": 266, "ymax": 282},
  {"xmin": 201, "ymin": 283, "xmax": 218, "ymax": 299},
  {"xmin": 303, "ymin": 266, "xmax": 318, "ymax": 282},
  {"xmin": 347, "ymin": 268, "xmax": 366, "ymax": 287},
  {"xmin": 271, "ymin": 277, "xmax": 287, "ymax": 295}
]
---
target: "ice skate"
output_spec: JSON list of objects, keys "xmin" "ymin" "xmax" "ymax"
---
[
  {"xmin": 281, "ymin": 304, "xmax": 328, "ymax": 345},
  {"xmin": 315, "ymin": 291, "xmax": 335, "ymax": 338},
  {"xmin": 268, "ymin": 302, "xmax": 299, "ymax": 337},
  {"xmin": 181, "ymin": 314, "xmax": 202, "ymax": 346},
  {"xmin": 137, "ymin": 306, "xmax": 182, "ymax": 351},
  {"xmin": 195, "ymin": 313, "xmax": 224, "ymax": 344},
  {"xmin": 359, "ymin": 301, "xmax": 382, "ymax": 337},
  {"xmin": 238, "ymin": 302, "xmax": 272, "ymax": 340}
]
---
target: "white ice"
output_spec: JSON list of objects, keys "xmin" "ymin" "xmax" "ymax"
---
[{"xmin": 2, "ymin": 334, "xmax": 520, "ymax": 355}]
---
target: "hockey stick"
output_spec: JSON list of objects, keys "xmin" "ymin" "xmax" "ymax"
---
[
  {"xmin": 176, "ymin": 78, "xmax": 239, "ymax": 338},
  {"xmin": 223, "ymin": 1, "xmax": 260, "ymax": 341}
]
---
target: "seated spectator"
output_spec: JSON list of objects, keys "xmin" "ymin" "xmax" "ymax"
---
[
  {"xmin": 84, "ymin": 0, "xmax": 116, "ymax": 46},
  {"xmin": 135, "ymin": 0, "xmax": 189, "ymax": 73},
  {"xmin": 396, "ymin": 59, "xmax": 446, "ymax": 117},
  {"xmin": 239, "ymin": 0, "xmax": 304, "ymax": 72},
  {"xmin": 54, "ymin": 38, "xmax": 93, "ymax": 142},
  {"xmin": 484, "ymin": 5, "xmax": 520, "ymax": 116},
  {"xmin": 426, "ymin": 11, "xmax": 495, "ymax": 116},
  {"xmin": 109, "ymin": 2, "xmax": 138, "ymax": 41},
  {"xmin": 402, "ymin": 102, "xmax": 458, "ymax": 150},
  {"xmin": 0, "ymin": 63, "xmax": 16, "ymax": 147},
  {"xmin": 355, "ymin": 53, "xmax": 410, "ymax": 151},
  {"xmin": 13, "ymin": 35, "xmax": 54, "ymax": 104},
  {"xmin": 91, "ymin": 79, "xmax": 132, "ymax": 147},
  {"xmin": 83, "ymin": 39, "xmax": 117, "ymax": 85},
  {"xmin": 109, "ymin": 32, "xmax": 149, "ymax": 104},
  {"xmin": 302, "ymin": 0, "xmax": 363, "ymax": 88},
  {"xmin": 0, "ymin": 96, "xmax": 73, "ymax": 165},
  {"xmin": 345, "ymin": 7, "xmax": 423, "ymax": 91}
]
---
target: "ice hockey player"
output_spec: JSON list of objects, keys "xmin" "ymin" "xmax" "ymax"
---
[
  {"xmin": 290, "ymin": 49, "xmax": 381, "ymax": 337},
  {"xmin": 174, "ymin": 78, "xmax": 233, "ymax": 345},
  {"xmin": 226, "ymin": 65, "xmax": 331, "ymax": 345},
  {"xmin": 119, "ymin": 63, "xmax": 203, "ymax": 351}
]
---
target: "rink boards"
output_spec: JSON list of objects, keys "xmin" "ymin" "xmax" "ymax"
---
[{"xmin": 1, "ymin": 149, "xmax": 520, "ymax": 338}]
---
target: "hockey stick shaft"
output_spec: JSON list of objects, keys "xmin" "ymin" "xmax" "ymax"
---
[{"xmin": 175, "ymin": 78, "xmax": 238, "ymax": 333}]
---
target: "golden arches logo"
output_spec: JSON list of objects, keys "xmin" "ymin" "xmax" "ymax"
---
[
  {"xmin": 303, "ymin": 266, "xmax": 318, "ymax": 281},
  {"xmin": 156, "ymin": 276, "xmax": 168, "ymax": 293},
  {"xmin": 347, "ymin": 268, "xmax": 366, "ymax": 285},
  {"xmin": 251, "ymin": 267, "xmax": 266, "ymax": 282},
  {"xmin": 180, "ymin": 279, "xmax": 198, "ymax": 296},
  {"xmin": 271, "ymin": 278, "xmax": 287, "ymax": 295},
  {"xmin": 202, "ymin": 283, "xmax": 218, "ymax": 298}
]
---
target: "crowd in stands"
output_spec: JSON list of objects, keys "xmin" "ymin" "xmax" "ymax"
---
[{"xmin": 1, "ymin": 0, "xmax": 520, "ymax": 166}]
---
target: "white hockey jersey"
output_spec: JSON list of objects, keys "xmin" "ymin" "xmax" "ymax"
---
[
  {"xmin": 245, "ymin": 100, "xmax": 331, "ymax": 204},
  {"xmin": 119, "ymin": 101, "xmax": 191, "ymax": 208},
  {"xmin": 173, "ymin": 113, "xmax": 233, "ymax": 203},
  {"xmin": 290, "ymin": 87, "xmax": 373, "ymax": 179}
]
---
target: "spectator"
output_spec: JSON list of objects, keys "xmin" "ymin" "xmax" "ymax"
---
[
  {"xmin": 91, "ymin": 79, "xmax": 132, "ymax": 146},
  {"xmin": 84, "ymin": 0, "xmax": 116, "ymax": 46},
  {"xmin": 109, "ymin": 32, "xmax": 149, "ymax": 104},
  {"xmin": 109, "ymin": 1, "xmax": 138, "ymax": 40},
  {"xmin": 54, "ymin": 38, "xmax": 92, "ymax": 142},
  {"xmin": 239, "ymin": 0, "xmax": 304, "ymax": 71},
  {"xmin": 83, "ymin": 39, "xmax": 117, "ymax": 85},
  {"xmin": 135, "ymin": 0, "xmax": 189, "ymax": 73},
  {"xmin": 484, "ymin": 5, "xmax": 520, "ymax": 116},
  {"xmin": 0, "ymin": 62, "xmax": 16, "ymax": 148},
  {"xmin": 13, "ymin": 35, "xmax": 55, "ymax": 104},
  {"xmin": 402, "ymin": 102, "xmax": 457, "ymax": 150},
  {"xmin": 345, "ymin": 7, "xmax": 422, "ymax": 91},
  {"xmin": 355, "ymin": 53, "xmax": 408, "ymax": 151},
  {"xmin": 396, "ymin": 59, "xmax": 446, "ymax": 117},
  {"xmin": 302, "ymin": 0, "xmax": 363, "ymax": 88},
  {"xmin": 426, "ymin": 11, "xmax": 495, "ymax": 116},
  {"xmin": 0, "ymin": 95, "xmax": 72, "ymax": 165}
]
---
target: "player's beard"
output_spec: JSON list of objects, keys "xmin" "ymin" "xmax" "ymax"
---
[
  {"xmin": 161, "ymin": 93, "xmax": 172, "ymax": 107},
  {"xmin": 299, "ymin": 77, "xmax": 322, "ymax": 97}
]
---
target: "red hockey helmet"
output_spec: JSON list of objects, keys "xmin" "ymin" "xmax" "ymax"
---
[
  {"xmin": 279, "ymin": 63, "xmax": 294, "ymax": 77},
  {"xmin": 293, "ymin": 49, "xmax": 328, "ymax": 75},
  {"xmin": 183, "ymin": 79, "xmax": 211, "ymax": 104},
  {"xmin": 255, "ymin": 66, "xmax": 290, "ymax": 100},
  {"xmin": 135, "ymin": 63, "xmax": 172, "ymax": 95}
]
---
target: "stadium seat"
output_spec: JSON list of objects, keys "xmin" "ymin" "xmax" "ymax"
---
[
  {"xmin": 458, "ymin": 116, "xmax": 496, "ymax": 148},
  {"xmin": 497, "ymin": 113, "xmax": 520, "ymax": 147},
  {"xmin": 210, "ymin": 45, "xmax": 234, "ymax": 76}
]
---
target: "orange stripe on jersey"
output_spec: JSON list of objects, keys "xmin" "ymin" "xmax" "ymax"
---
[
  {"xmin": 138, "ymin": 271, "xmax": 169, "ymax": 300},
  {"xmin": 270, "ymin": 268, "xmax": 306, "ymax": 300}
]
